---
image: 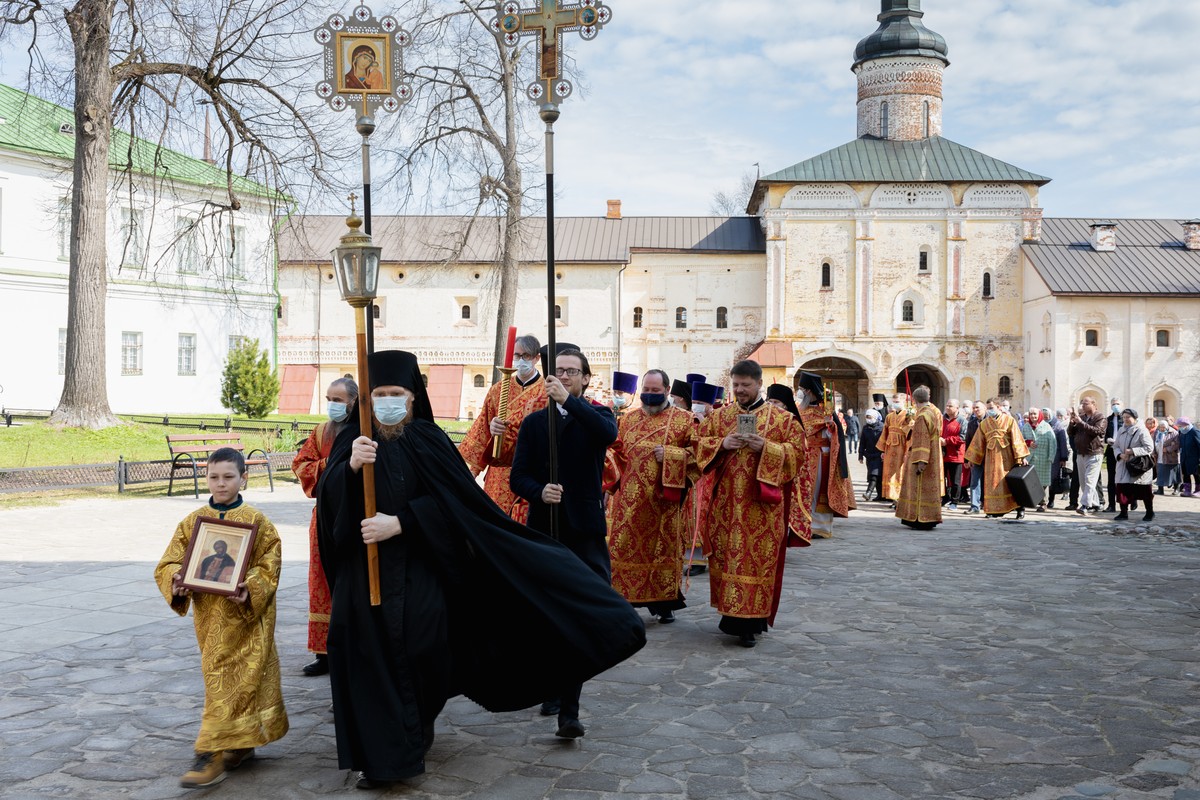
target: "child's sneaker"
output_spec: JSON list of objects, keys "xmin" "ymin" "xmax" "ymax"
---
[
  {"xmin": 223, "ymin": 748, "xmax": 255, "ymax": 770},
  {"xmin": 180, "ymin": 752, "xmax": 225, "ymax": 788}
]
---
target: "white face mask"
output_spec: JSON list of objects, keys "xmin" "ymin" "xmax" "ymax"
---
[
  {"xmin": 514, "ymin": 357, "xmax": 535, "ymax": 379},
  {"xmin": 327, "ymin": 401, "xmax": 349, "ymax": 423},
  {"xmin": 691, "ymin": 403, "xmax": 706, "ymax": 415},
  {"xmin": 611, "ymin": 396, "xmax": 627, "ymax": 408},
  {"xmin": 373, "ymin": 396, "xmax": 408, "ymax": 426}
]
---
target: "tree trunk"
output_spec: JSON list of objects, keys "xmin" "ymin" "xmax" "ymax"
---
[
  {"xmin": 491, "ymin": 47, "xmax": 523, "ymax": 384},
  {"xmin": 52, "ymin": 0, "xmax": 121, "ymax": 429}
]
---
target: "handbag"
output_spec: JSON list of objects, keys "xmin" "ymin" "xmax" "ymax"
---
[{"xmin": 1127, "ymin": 454, "xmax": 1154, "ymax": 475}]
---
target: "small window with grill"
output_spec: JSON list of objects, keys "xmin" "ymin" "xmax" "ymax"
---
[{"xmin": 633, "ymin": 306, "xmax": 643, "ymax": 328}]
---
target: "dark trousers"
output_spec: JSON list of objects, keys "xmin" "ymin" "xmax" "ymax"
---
[
  {"xmin": 943, "ymin": 462, "xmax": 963, "ymax": 503},
  {"xmin": 1104, "ymin": 447, "xmax": 1117, "ymax": 507},
  {"xmin": 847, "ymin": 434, "xmax": 859, "ymax": 454},
  {"xmin": 557, "ymin": 530, "xmax": 609, "ymax": 723}
]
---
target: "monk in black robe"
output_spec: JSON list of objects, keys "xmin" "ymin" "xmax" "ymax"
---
[{"xmin": 318, "ymin": 350, "xmax": 645, "ymax": 789}]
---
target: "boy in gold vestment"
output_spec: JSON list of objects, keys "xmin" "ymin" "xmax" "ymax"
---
[{"xmin": 155, "ymin": 448, "xmax": 288, "ymax": 788}]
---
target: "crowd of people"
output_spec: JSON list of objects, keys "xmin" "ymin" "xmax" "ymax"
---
[{"xmin": 153, "ymin": 337, "xmax": 1199, "ymax": 791}]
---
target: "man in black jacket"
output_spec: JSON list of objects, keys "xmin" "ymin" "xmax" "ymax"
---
[
  {"xmin": 511, "ymin": 347, "xmax": 618, "ymax": 740},
  {"xmin": 1103, "ymin": 398, "xmax": 1130, "ymax": 512}
]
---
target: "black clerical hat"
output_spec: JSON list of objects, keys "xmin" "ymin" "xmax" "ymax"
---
[
  {"xmin": 367, "ymin": 350, "xmax": 434, "ymax": 422},
  {"xmin": 767, "ymin": 383, "xmax": 799, "ymax": 419},
  {"xmin": 797, "ymin": 370, "xmax": 823, "ymax": 399},
  {"xmin": 539, "ymin": 341, "xmax": 579, "ymax": 375},
  {"xmin": 872, "ymin": 393, "xmax": 888, "ymax": 405},
  {"xmin": 670, "ymin": 379, "xmax": 692, "ymax": 407}
]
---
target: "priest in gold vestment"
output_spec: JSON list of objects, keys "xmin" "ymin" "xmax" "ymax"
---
[
  {"xmin": 458, "ymin": 334, "xmax": 543, "ymax": 520},
  {"xmin": 696, "ymin": 360, "xmax": 805, "ymax": 648},
  {"xmin": 795, "ymin": 371, "xmax": 856, "ymax": 538},
  {"xmin": 881, "ymin": 393, "xmax": 914, "ymax": 502},
  {"xmin": 895, "ymin": 385, "xmax": 945, "ymax": 530},
  {"xmin": 608, "ymin": 370, "xmax": 697, "ymax": 624},
  {"xmin": 964, "ymin": 398, "xmax": 1031, "ymax": 519}
]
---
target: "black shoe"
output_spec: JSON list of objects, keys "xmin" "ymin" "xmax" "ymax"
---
[
  {"xmin": 555, "ymin": 718, "xmax": 586, "ymax": 739},
  {"xmin": 1015, "ymin": 509, "xmax": 1025, "ymax": 520},
  {"xmin": 1065, "ymin": 504, "xmax": 1077, "ymax": 511},
  {"xmin": 539, "ymin": 700, "xmax": 560, "ymax": 717},
  {"xmin": 1155, "ymin": 489, "xmax": 1165, "ymax": 496},
  {"xmin": 657, "ymin": 610, "xmax": 675, "ymax": 624},
  {"xmin": 1114, "ymin": 512, "xmax": 1129, "ymax": 520},
  {"xmin": 1104, "ymin": 505, "xmax": 1116, "ymax": 513},
  {"xmin": 302, "ymin": 654, "xmax": 329, "ymax": 677},
  {"xmin": 738, "ymin": 633, "xmax": 756, "ymax": 648},
  {"xmin": 1131, "ymin": 502, "xmax": 1139, "ymax": 511},
  {"xmin": 686, "ymin": 565, "xmax": 707, "ymax": 576},
  {"xmin": 356, "ymin": 774, "xmax": 389, "ymax": 790},
  {"xmin": 1143, "ymin": 512, "xmax": 1155, "ymax": 522}
]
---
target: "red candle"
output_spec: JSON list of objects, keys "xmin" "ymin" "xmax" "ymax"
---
[{"xmin": 503, "ymin": 326, "xmax": 517, "ymax": 368}]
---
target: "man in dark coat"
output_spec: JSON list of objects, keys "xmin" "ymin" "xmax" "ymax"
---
[
  {"xmin": 511, "ymin": 347, "xmax": 618, "ymax": 740},
  {"xmin": 318, "ymin": 350, "xmax": 644, "ymax": 789}
]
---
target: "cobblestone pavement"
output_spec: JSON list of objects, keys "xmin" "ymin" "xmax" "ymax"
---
[{"xmin": 1, "ymin": 475, "xmax": 1199, "ymax": 799}]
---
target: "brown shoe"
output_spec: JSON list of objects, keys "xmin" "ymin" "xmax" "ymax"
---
[
  {"xmin": 180, "ymin": 752, "xmax": 225, "ymax": 788},
  {"xmin": 223, "ymin": 748, "xmax": 255, "ymax": 770}
]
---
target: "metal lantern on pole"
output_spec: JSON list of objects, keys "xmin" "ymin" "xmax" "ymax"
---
[
  {"xmin": 315, "ymin": 4, "xmax": 412, "ymax": 608},
  {"xmin": 330, "ymin": 199, "xmax": 383, "ymax": 606},
  {"xmin": 492, "ymin": 0, "xmax": 611, "ymax": 538}
]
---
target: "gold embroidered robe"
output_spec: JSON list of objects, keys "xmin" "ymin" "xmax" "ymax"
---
[
  {"xmin": 881, "ymin": 410, "xmax": 914, "ymax": 500},
  {"xmin": 895, "ymin": 405, "xmax": 945, "ymax": 525},
  {"xmin": 292, "ymin": 421, "xmax": 338, "ymax": 654},
  {"xmin": 797, "ymin": 405, "xmax": 856, "ymax": 538},
  {"xmin": 608, "ymin": 407, "xmax": 697, "ymax": 604},
  {"xmin": 458, "ymin": 373, "xmax": 537, "ymax": 519},
  {"xmin": 964, "ymin": 413, "xmax": 1030, "ymax": 515},
  {"xmin": 155, "ymin": 503, "xmax": 289, "ymax": 753},
  {"xmin": 695, "ymin": 402, "xmax": 805, "ymax": 620}
]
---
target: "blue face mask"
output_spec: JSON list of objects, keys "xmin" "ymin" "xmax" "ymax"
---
[
  {"xmin": 640, "ymin": 392, "xmax": 666, "ymax": 408},
  {"xmin": 327, "ymin": 401, "xmax": 349, "ymax": 423},
  {"xmin": 373, "ymin": 396, "xmax": 408, "ymax": 426},
  {"xmin": 612, "ymin": 396, "xmax": 627, "ymax": 408},
  {"xmin": 986, "ymin": 409, "xmax": 1000, "ymax": 418}
]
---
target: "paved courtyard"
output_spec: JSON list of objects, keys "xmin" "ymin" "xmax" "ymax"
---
[{"xmin": 1, "ymin": 475, "xmax": 1199, "ymax": 799}]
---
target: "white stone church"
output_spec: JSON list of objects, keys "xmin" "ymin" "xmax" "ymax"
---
[{"xmin": 278, "ymin": 0, "xmax": 1199, "ymax": 422}]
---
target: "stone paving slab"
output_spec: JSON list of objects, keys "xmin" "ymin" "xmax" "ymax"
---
[{"xmin": 1, "ymin": 476, "xmax": 1199, "ymax": 798}]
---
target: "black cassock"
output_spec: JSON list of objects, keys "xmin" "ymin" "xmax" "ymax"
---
[{"xmin": 317, "ymin": 418, "xmax": 646, "ymax": 780}]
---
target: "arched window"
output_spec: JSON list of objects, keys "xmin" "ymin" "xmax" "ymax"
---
[
  {"xmin": 1085, "ymin": 329, "xmax": 1099, "ymax": 347},
  {"xmin": 1156, "ymin": 329, "xmax": 1170, "ymax": 347},
  {"xmin": 1154, "ymin": 399, "xmax": 1166, "ymax": 418},
  {"xmin": 998, "ymin": 376, "xmax": 1012, "ymax": 396},
  {"xmin": 902, "ymin": 300, "xmax": 915, "ymax": 322},
  {"xmin": 675, "ymin": 307, "xmax": 687, "ymax": 329},
  {"xmin": 880, "ymin": 102, "xmax": 889, "ymax": 139},
  {"xmin": 372, "ymin": 304, "xmax": 381, "ymax": 319},
  {"xmin": 821, "ymin": 261, "xmax": 832, "ymax": 288},
  {"xmin": 982, "ymin": 272, "xmax": 993, "ymax": 299},
  {"xmin": 923, "ymin": 100, "xmax": 930, "ymax": 138},
  {"xmin": 554, "ymin": 304, "xmax": 562, "ymax": 320},
  {"xmin": 633, "ymin": 306, "xmax": 643, "ymax": 328},
  {"xmin": 473, "ymin": 374, "xmax": 485, "ymax": 388},
  {"xmin": 461, "ymin": 304, "xmax": 471, "ymax": 320},
  {"xmin": 716, "ymin": 306, "xmax": 728, "ymax": 329}
]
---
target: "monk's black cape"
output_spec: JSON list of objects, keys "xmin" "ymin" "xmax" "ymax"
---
[{"xmin": 318, "ymin": 417, "xmax": 646, "ymax": 780}]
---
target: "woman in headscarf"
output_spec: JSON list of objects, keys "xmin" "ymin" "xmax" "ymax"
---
[
  {"xmin": 1113, "ymin": 408, "xmax": 1155, "ymax": 522},
  {"xmin": 1027, "ymin": 409, "xmax": 1056, "ymax": 512},
  {"xmin": 858, "ymin": 407, "xmax": 885, "ymax": 502},
  {"xmin": 1044, "ymin": 408, "xmax": 1070, "ymax": 509}
]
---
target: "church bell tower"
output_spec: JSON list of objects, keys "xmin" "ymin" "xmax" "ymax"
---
[{"xmin": 852, "ymin": 0, "xmax": 950, "ymax": 141}]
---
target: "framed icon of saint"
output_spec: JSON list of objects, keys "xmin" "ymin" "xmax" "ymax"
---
[
  {"xmin": 179, "ymin": 517, "xmax": 259, "ymax": 596},
  {"xmin": 337, "ymin": 33, "xmax": 391, "ymax": 94}
]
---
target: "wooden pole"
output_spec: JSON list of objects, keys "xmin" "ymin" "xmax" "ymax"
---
[{"xmin": 355, "ymin": 305, "xmax": 381, "ymax": 606}]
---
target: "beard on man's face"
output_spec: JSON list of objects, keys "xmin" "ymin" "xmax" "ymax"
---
[{"xmin": 375, "ymin": 419, "xmax": 408, "ymax": 441}]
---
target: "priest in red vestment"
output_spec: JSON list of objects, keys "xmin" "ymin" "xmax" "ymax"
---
[
  {"xmin": 695, "ymin": 360, "xmax": 806, "ymax": 648},
  {"xmin": 795, "ymin": 371, "xmax": 856, "ymax": 538}
]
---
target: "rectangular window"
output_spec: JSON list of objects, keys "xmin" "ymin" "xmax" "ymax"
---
[
  {"xmin": 178, "ymin": 333, "xmax": 196, "ymax": 376},
  {"xmin": 121, "ymin": 331, "xmax": 143, "ymax": 376},
  {"xmin": 228, "ymin": 224, "xmax": 247, "ymax": 279},
  {"xmin": 119, "ymin": 208, "xmax": 145, "ymax": 268},
  {"xmin": 57, "ymin": 197, "xmax": 71, "ymax": 260},
  {"xmin": 176, "ymin": 218, "xmax": 199, "ymax": 274},
  {"xmin": 58, "ymin": 328, "xmax": 67, "ymax": 375},
  {"xmin": 228, "ymin": 335, "xmax": 247, "ymax": 353},
  {"xmin": 919, "ymin": 251, "xmax": 929, "ymax": 271}
]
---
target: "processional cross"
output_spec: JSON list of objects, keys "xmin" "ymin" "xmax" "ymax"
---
[{"xmin": 496, "ymin": 0, "xmax": 611, "ymax": 108}]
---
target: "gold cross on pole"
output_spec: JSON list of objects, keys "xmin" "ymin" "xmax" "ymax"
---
[{"xmin": 495, "ymin": 0, "xmax": 611, "ymax": 107}]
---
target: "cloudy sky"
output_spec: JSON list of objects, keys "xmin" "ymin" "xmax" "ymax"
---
[{"xmin": 549, "ymin": 0, "xmax": 1200, "ymax": 220}]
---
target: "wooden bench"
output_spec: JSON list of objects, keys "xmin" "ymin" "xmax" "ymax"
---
[{"xmin": 166, "ymin": 433, "xmax": 274, "ymax": 498}]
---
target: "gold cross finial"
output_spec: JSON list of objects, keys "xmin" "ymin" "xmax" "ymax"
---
[{"xmin": 348, "ymin": 192, "xmax": 358, "ymax": 216}]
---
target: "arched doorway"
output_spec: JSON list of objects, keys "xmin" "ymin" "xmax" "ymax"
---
[
  {"xmin": 796, "ymin": 357, "xmax": 870, "ymax": 412},
  {"xmin": 894, "ymin": 364, "xmax": 948, "ymax": 409}
]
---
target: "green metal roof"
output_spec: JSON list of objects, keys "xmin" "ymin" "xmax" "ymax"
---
[
  {"xmin": 760, "ymin": 136, "xmax": 1051, "ymax": 186},
  {"xmin": 0, "ymin": 83, "xmax": 275, "ymax": 198}
]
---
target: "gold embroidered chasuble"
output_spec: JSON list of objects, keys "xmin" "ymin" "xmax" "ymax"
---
[
  {"xmin": 695, "ymin": 401, "xmax": 805, "ymax": 620},
  {"xmin": 292, "ymin": 421, "xmax": 337, "ymax": 653},
  {"xmin": 895, "ymin": 404, "xmax": 946, "ymax": 524},
  {"xmin": 797, "ymin": 405, "xmax": 856, "ymax": 527},
  {"xmin": 964, "ymin": 413, "xmax": 1030, "ymax": 514},
  {"xmin": 154, "ymin": 503, "xmax": 289, "ymax": 753},
  {"xmin": 608, "ymin": 406, "xmax": 698, "ymax": 604},
  {"xmin": 881, "ymin": 410, "xmax": 914, "ymax": 500},
  {"xmin": 458, "ymin": 374, "xmax": 538, "ymax": 519}
]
